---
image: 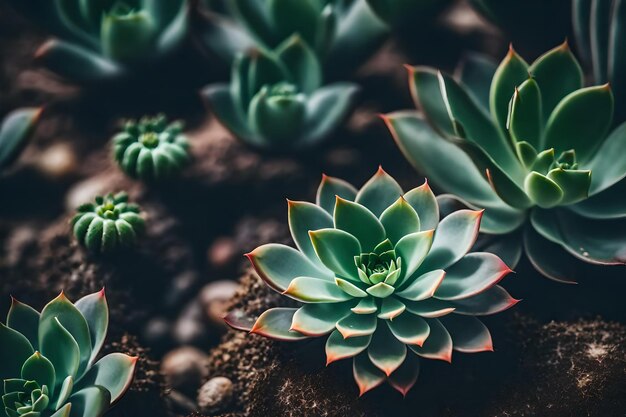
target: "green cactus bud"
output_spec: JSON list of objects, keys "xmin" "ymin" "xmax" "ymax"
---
[
  {"xmin": 248, "ymin": 83, "xmax": 307, "ymax": 143},
  {"xmin": 101, "ymin": 4, "xmax": 156, "ymax": 62},
  {"xmin": 71, "ymin": 192, "xmax": 145, "ymax": 253},
  {"xmin": 113, "ymin": 114, "xmax": 189, "ymax": 181}
]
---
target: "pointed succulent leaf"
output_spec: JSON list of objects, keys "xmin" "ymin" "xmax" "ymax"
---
[
  {"xmin": 0, "ymin": 323, "xmax": 34, "ymax": 380},
  {"xmin": 316, "ymin": 174, "xmax": 358, "ymax": 215},
  {"xmin": 515, "ymin": 141, "xmax": 538, "ymax": 169},
  {"xmin": 40, "ymin": 317, "xmax": 80, "ymax": 384},
  {"xmin": 74, "ymin": 290, "xmax": 108, "ymax": 365},
  {"xmin": 336, "ymin": 314, "xmax": 377, "ymax": 339},
  {"xmin": 55, "ymin": 376, "xmax": 74, "ymax": 410},
  {"xmin": 247, "ymin": 243, "xmax": 333, "ymax": 292},
  {"xmin": 247, "ymin": 84, "xmax": 307, "ymax": 144},
  {"xmin": 335, "ymin": 278, "xmax": 368, "ymax": 298},
  {"xmin": 50, "ymin": 403, "xmax": 72, "ymax": 417},
  {"xmin": 66, "ymin": 386, "xmax": 111, "ymax": 417},
  {"xmin": 284, "ymin": 277, "xmax": 355, "ymax": 303},
  {"xmin": 377, "ymin": 297, "xmax": 406, "ymax": 320},
  {"xmin": 397, "ymin": 269, "xmax": 446, "ymax": 301},
  {"xmin": 351, "ymin": 297, "xmax": 378, "ymax": 314},
  {"xmin": 288, "ymin": 200, "xmax": 333, "ymax": 268},
  {"xmin": 20, "ymin": 352, "xmax": 55, "ymax": 396},
  {"xmin": 394, "ymin": 230, "xmax": 434, "ymax": 285},
  {"xmin": 387, "ymin": 313, "xmax": 430, "ymax": 346},
  {"xmin": 355, "ymin": 167, "xmax": 404, "ymax": 217},
  {"xmin": 379, "ymin": 197, "xmax": 420, "ymax": 245},
  {"xmin": 508, "ymin": 78, "xmax": 542, "ymax": 147},
  {"xmin": 408, "ymin": 318, "xmax": 452, "ymax": 362},
  {"xmin": 404, "ymin": 299, "xmax": 455, "ymax": 318},
  {"xmin": 585, "ymin": 121, "xmax": 626, "ymax": 194},
  {"xmin": 325, "ymin": 330, "xmax": 371, "ymax": 364},
  {"xmin": 486, "ymin": 167, "xmax": 533, "ymax": 209},
  {"xmin": 440, "ymin": 315, "xmax": 493, "ymax": 352},
  {"xmin": 546, "ymin": 168, "xmax": 591, "ymax": 205},
  {"xmin": 408, "ymin": 67, "xmax": 455, "ymax": 136},
  {"xmin": 275, "ymin": 35, "xmax": 321, "ymax": 94},
  {"xmin": 250, "ymin": 308, "xmax": 308, "ymax": 341},
  {"xmin": 524, "ymin": 172, "xmax": 564, "ymax": 208},
  {"xmin": 403, "ymin": 180, "xmax": 439, "ymax": 230},
  {"xmin": 309, "ymin": 228, "xmax": 361, "ymax": 281},
  {"xmin": 0, "ymin": 108, "xmax": 41, "ymax": 170},
  {"xmin": 291, "ymin": 303, "xmax": 354, "ymax": 336},
  {"xmin": 74, "ymin": 353, "xmax": 137, "ymax": 404},
  {"xmin": 543, "ymin": 85, "xmax": 613, "ymax": 161},
  {"xmin": 490, "ymin": 45, "xmax": 530, "ymax": 135},
  {"xmin": 449, "ymin": 285, "xmax": 519, "ymax": 315},
  {"xmin": 6, "ymin": 299, "xmax": 40, "ymax": 350},
  {"xmin": 388, "ymin": 353, "xmax": 420, "ymax": 397},
  {"xmin": 458, "ymin": 53, "xmax": 498, "ymax": 111},
  {"xmin": 570, "ymin": 178, "xmax": 626, "ymax": 219},
  {"xmin": 523, "ymin": 226, "xmax": 582, "ymax": 283},
  {"xmin": 334, "ymin": 197, "xmax": 386, "ymax": 252},
  {"xmin": 202, "ymin": 84, "xmax": 257, "ymax": 144},
  {"xmin": 366, "ymin": 282, "xmax": 395, "ymax": 298},
  {"xmin": 353, "ymin": 353, "xmax": 386, "ymax": 396},
  {"xmin": 367, "ymin": 324, "xmax": 407, "ymax": 376}
]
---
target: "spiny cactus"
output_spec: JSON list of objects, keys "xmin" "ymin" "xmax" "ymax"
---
[
  {"xmin": 1, "ymin": 290, "xmax": 137, "ymax": 417},
  {"xmin": 72, "ymin": 192, "xmax": 145, "ymax": 253},
  {"xmin": 385, "ymin": 42, "xmax": 626, "ymax": 283},
  {"xmin": 113, "ymin": 114, "xmax": 189, "ymax": 181},
  {"xmin": 226, "ymin": 168, "xmax": 516, "ymax": 395},
  {"xmin": 203, "ymin": 35, "xmax": 359, "ymax": 149},
  {"xmin": 0, "ymin": 108, "xmax": 41, "ymax": 172}
]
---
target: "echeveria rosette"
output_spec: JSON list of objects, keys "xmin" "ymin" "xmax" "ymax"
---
[
  {"xmin": 13, "ymin": 0, "xmax": 189, "ymax": 84},
  {"xmin": 573, "ymin": 0, "xmax": 626, "ymax": 122},
  {"xmin": 385, "ymin": 42, "xmax": 626, "ymax": 283},
  {"xmin": 113, "ymin": 114, "xmax": 189, "ymax": 181},
  {"xmin": 72, "ymin": 192, "xmax": 145, "ymax": 253},
  {"xmin": 0, "ymin": 108, "xmax": 42, "ymax": 173},
  {"xmin": 202, "ymin": 35, "xmax": 359, "ymax": 149},
  {"xmin": 0, "ymin": 290, "xmax": 137, "ymax": 417},
  {"xmin": 228, "ymin": 168, "xmax": 517, "ymax": 395},
  {"xmin": 196, "ymin": 0, "xmax": 388, "ymax": 76}
]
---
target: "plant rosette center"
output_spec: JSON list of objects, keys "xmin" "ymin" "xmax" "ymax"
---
[{"xmin": 3, "ymin": 378, "xmax": 50, "ymax": 416}]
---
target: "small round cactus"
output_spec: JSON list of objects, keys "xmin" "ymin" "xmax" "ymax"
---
[
  {"xmin": 72, "ymin": 192, "xmax": 145, "ymax": 253},
  {"xmin": 113, "ymin": 114, "xmax": 189, "ymax": 181}
]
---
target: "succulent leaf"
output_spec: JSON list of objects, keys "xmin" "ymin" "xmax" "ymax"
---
[
  {"xmin": 440, "ymin": 315, "xmax": 493, "ymax": 353},
  {"xmin": 7, "ymin": 300, "xmax": 40, "ymax": 351},
  {"xmin": 0, "ymin": 108, "xmax": 41, "ymax": 172}
]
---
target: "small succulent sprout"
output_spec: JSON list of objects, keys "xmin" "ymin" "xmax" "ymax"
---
[
  {"xmin": 72, "ymin": 192, "xmax": 145, "ymax": 253},
  {"xmin": 0, "ymin": 290, "xmax": 137, "ymax": 417},
  {"xmin": 0, "ymin": 108, "xmax": 42, "ymax": 172},
  {"xmin": 16, "ymin": 0, "xmax": 189, "ymax": 84},
  {"xmin": 386, "ymin": 42, "xmax": 626, "ymax": 283},
  {"xmin": 228, "ymin": 168, "xmax": 517, "ymax": 395},
  {"xmin": 203, "ymin": 35, "xmax": 359, "ymax": 149},
  {"xmin": 113, "ymin": 114, "xmax": 189, "ymax": 181}
]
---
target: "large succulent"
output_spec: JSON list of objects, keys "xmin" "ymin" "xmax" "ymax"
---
[
  {"xmin": 202, "ymin": 35, "xmax": 359, "ymax": 149},
  {"xmin": 0, "ymin": 109, "xmax": 41, "ymax": 173},
  {"xmin": 1, "ymin": 290, "xmax": 137, "ymax": 417},
  {"xmin": 226, "ymin": 168, "xmax": 516, "ymax": 395},
  {"xmin": 113, "ymin": 114, "xmax": 189, "ymax": 181},
  {"xmin": 196, "ymin": 0, "xmax": 388, "ymax": 76},
  {"xmin": 72, "ymin": 192, "xmax": 145, "ymax": 253},
  {"xmin": 573, "ymin": 0, "xmax": 626, "ymax": 122},
  {"xmin": 385, "ymin": 43, "xmax": 626, "ymax": 282},
  {"xmin": 8, "ymin": 0, "xmax": 189, "ymax": 84}
]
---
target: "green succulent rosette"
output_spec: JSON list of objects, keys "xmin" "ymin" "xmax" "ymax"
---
[
  {"xmin": 1, "ymin": 290, "xmax": 137, "ymax": 417},
  {"xmin": 202, "ymin": 35, "xmax": 359, "ymax": 149},
  {"xmin": 72, "ymin": 192, "xmax": 145, "ymax": 253},
  {"xmin": 226, "ymin": 168, "xmax": 516, "ymax": 395},
  {"xmin": 196, "ymin": 0, "xmax": 388, "ymax": 76},
  {"xmin": 385, "ymin": 42, "xmax": 626, "ymax": 283},
  {"xmin": 573, "ymin": 0, "xmax": 626, "ymax": 122},
  {"xmin": 0, "ymin": 108, "xmax": 42, "ymax": 173},
  {"xmin": 113, "ymin": 114, "xmax": 189, "ymax": 181},
  {"xmin": 8, "ymin": 0, "xmax": 188, "ymax": 84}
]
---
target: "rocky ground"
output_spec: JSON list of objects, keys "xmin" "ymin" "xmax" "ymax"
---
[{"xmin": 1, "ymin": 1, "xmax": 625, "ymax": 416}]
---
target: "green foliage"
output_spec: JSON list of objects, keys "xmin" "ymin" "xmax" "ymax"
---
[
  {"xmin": 113, "ymin": 114, "xmax": 189, "ymax": 181},
  {"xmin": 1, "ymin": 290, "xmax": 137, "ymax": 417},
  {"xmin": 227, "ymin": 168, "xmax": 516, "ymax": 395},
  {"xmin": 386, "ymin": 43, "xmax": 626, "ymax": 282},
  {"xmin": 202, "ymin": 36, "xmax": 359, "ymax": 149},
  {"xmin": 0, "ymin": 109, "xmax": 41, "ymax": 172},
  {"xmin": 71, "ymin": 192, "xmax": 145, "ymax": 253},
  {"xmin": 12, "ymin": 0, "xmax": 188, "ymax": 83}
]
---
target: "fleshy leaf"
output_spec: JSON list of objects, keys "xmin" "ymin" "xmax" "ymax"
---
[
  {"xmin": 355, "ymin": 167, "xmax": 404, "ymax": 217},
  {"xmin": 39, "ymin": 317, "xmax": 80, "ymax": 385},
  {"xmin": 367, "ymin": 323, "xmax": 407, "ymax": 376},
  {"xmin": 309, "ymin": 228, "xmax": 362, "ymax": 281},
  {"xmin": 291, "ymin": 303, "xmax": 354, "ymax": 336},
  {"xmin": 67, "ymin": 386, "xmax": 111, "ymax": 417},
  {"xmin": 379, "ymin": 197, "xmax": 420, "ymax": 245},
  {"xmin": 0, "ymin": 108, "xmax": 41, "ymax": 170},
  {"xmin": 387, "ymin": 312, "xmax": 430, "ymax": 346},
  {"xmin": 50, "ymin": 403, "xmax": 72, "ymax": 417},
  {"xmin": 334, "ymin": 197, "xmax": 386, "ymax": 252},
  {"xmin": 275, "ymin": 35, "xmax": 321, "ymax": 94},
  {"xmin": 377, "ymin": 297, "xmax": 406, "ymax": 320},
  {"xmin": 335, "ymin": 278, "xmax": 368, "ymax": 298},
  {"xmin": 449, "ymin": 285, "xmax": 519, "ymax": 315},
  {"xmin": 325, "ymin": 330, "xmax": 371, "ymax": 364},
  {"xmin": 351, "ymin": 297, "xmax": 378, "ymax": 314},
  {"xmin": 316, "ymin": 174, "xmax": 358, "ymax": 215},
  {"xmin": 396, "ymin": 269, "xmax": 446, "ymax": 301},
  {"xmin": 524, "ymin": 172, "xmax": 564, "ymax": 208},
  {"xmin": 366, "ymin": 282, "xmax": 395, "ymax": 298},
  {"xmin": 458, "ymin": 52, "xmax": 498, "ymax": 111},
  {"xmin": 250, "ymin": 308, "xmax": 308, "ymax": 341},
  {"xmin": 6, "ymin": 299, "xmax": 40, "ymax": 350},
  {"xmin": 585, "ymin": 121, "xmax": 626, "ymax": 194},
  {"xmin": 388, "ymin": 353, "xmax": 420, "ymax": 397},
  {"xmin": 74, "ymin": 353, "xmax": 137, "ymax": 403},
  {"xmin": 0, "ymin": 323, "xmax": 34, "ymax": 381},
  {"xmin": 21, "ymin": 352, "xmax": 55, "ymax": 395},
  {"xmin": 490, "ymin": 45, "xmax": 530, "ymax": 135},
  {"xmin": 394, "ymin": 230, "xmax": 434, "ymax": 286},
  {"xmin": 404, "ymin": 299, "xmax": 455, "ymax": 318},
  {"xmin": 409, "ymin": 66, "xmax": 455, "ymax": 136},
  {"xmin": 287, "ymin": 200, "xmax": 333, "ymax": 268},
  {"xmin": 336, "ymin": 313, "xmax": 377, "ymax": 339},
  {"xmin": 546, "ymin": 168, "xmax": 591, "ymax": 205},
  {"xmin": 408, "ymin": 318, "xmax": 452, "ymax": 362},
  {"xmin": 74, "ymin": 290, "xmax": 108, "ymax": 365},
  {"xmin": 508, "ymin": 78, "xmax": 542, "ymax": 148},
  {"xmin": 523, "ymin": 225, "xmax": 581, "ymax": 283},
  {"xmin": 353, "ymin": 353, "xmax": 386, "ymax": 396},
  {"xmin": 440, "ymin": 315, "xmax": 493, "ymax": 352},
  {"xmin": 284, "ymin": 277, "xmax": 355, "ymax": 303},
  {"xmin": 403, "ymin": 180, "xmax": 439, "ymax": 230}
]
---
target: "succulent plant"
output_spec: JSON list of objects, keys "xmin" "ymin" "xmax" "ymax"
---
[
  {"xmin": 0, "ymin": 109, "xmax": 42, "ymax": 173},
  {"xmin": 8, "ymin": 0, "xmax": 189, "ymax": 84},
  {"xmin": 573, "ymin": 0, "xmax": 626, "ymax": 122},
  {"xmin": 72, "ymin": 192, "xmax": 145, "ymax": 253},
  {"xmin": 202, "ymin": 35, "xmax": 359, "ymax": 149},
  {"xmin": 226, "ymin": 168, "xmax": 516, "ymax": 395},
  {"xmin": 196, "ymin": 0, "xmax": 388, "ymax": 76},
  {"xmin": 113, "ymin": 114, "xmax": 189, "ymax": 181},
  {"xmin": 1, "ymin": 290, "xmax": 137, "ymax": 417},
  {"xmin": 364, "ymin": 0, "xmax": 453, "ymax": 27},
  {"xmin": 385, "ymin": 42, "xmax": 626, "ymax": 282}
]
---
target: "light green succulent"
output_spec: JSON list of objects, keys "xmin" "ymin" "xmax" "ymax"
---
[
  {"xmin": 72, "ymin": 192, "xmax": 145, "ymax": 253},
  {"xmin": 1, "ymin": 290, "xmax": 137, "ymax": 417},
  {"xmin": 226, "ymin": 168, "xmax": 516, "ymax": 395},
  {"xmin": 8, "ymin": 0, "xmax": 188, "ymax": 84},
  {"xmin": 0, "ymin": 109, "xmax": 42, "ymax": 173},
  {"xmin": 197, "ymin": 0, "xmax": 388, "ymax": 77},
  {"xmin": 113, "ymin": 114, "xmax": 189, "ymax": 181},
  {"xmin": 202, "ymin": 35, "xmax": 359, "ymax": 149},
  {"xmin": 385, "ymin": 42, "xmax": 626, "ymax": 282},
  {"xmin": 573, "ymin": 0, "xmax": 626, "ymax": 122}
]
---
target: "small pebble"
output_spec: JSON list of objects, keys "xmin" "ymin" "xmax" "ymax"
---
[
  {"xmin": 208, "ymin": 237, "xmax": 236, "ymax": 268},
  {"xmin": 197, "ymin": 376, "xmax": 233, "ymax": 415},
  {"xmin": 199, "ymin": 280, "xmax": 239, "ymax": 328},
  {"xmin": 161, "ymin": 346, "xmax": 209, "ymax": 394},
  {"xmin": 173, "ymin": 301, "xmax": 209, "ymax": 346}
]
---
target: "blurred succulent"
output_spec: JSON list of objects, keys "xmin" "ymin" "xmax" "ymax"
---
[
  {"xmin": 365, "ymin": 0, "xmax": 453, "ymax": 27},
  {"xmin": 385, "ymin": 42, "xmax": 626, "ymax": 282},
  {"xmin": 0, "ymin": 109, "xmax": 41, "ymax": 173},
  {"xmin": 196, "ymin": 0, "xmax": 388, "ymax": 76},
  {"xmin": 7, "ymin": 0, "xmax": 189, "ymax": 84},
  {"xmin": 203, "ymin": 35, "xmax": 359, "ymax": 149},
  {"xmin": 72, "ymin": 192, "xmax": 145, "ymax": 253},
  {"xmin": 226, "ymin": 168, "xmax": 516, "ymax": 395},
  {"xmin": 1, "ymin": 290, "xmax": 137, "ymax": 417},
  {"xmin": 113, "ymin": 114, "xmax": 189, "ymax": 181},
  {"xmin": 573, "ymin": 0, "xmax": 626, "ymax": 122}
]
